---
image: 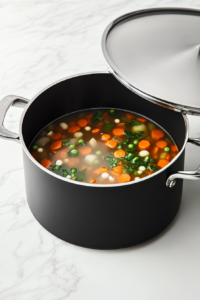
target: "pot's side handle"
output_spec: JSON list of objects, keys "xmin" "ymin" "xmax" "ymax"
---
[
  {"xmin": 0, "ymin": 95, "xmax": 29, "ymax": 144},
  {"xmin": 166, "ymin": 138, "xmax": 200, "ymax": 188}
]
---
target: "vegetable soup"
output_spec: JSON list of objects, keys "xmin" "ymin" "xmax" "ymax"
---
[{"xmin": 29, "ymin": 108, "xmax": 179, "ymax": 184}]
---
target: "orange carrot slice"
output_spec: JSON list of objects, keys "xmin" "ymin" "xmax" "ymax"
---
[
  {"xmin": 166, "ymin": 154, "xmax": 171, "ymax": 161},
  {"xmin": 156, "ymin": 140, "xmax": 167, "ymax": 149},
  {"xmin": 67, "ymin": 157, "xmax": 80, "ymax": 167},
  {"xmin": 97, "ymin": 167, "xmax": 109, "ymax": 173},
  {"xmin": 112, "ymin": 128, "xmax": 124, "ymax": 136},
  {"xmin": 114, "ymin": 149, "xmax": 126, "ymax": 158},
  {"xmin": 157, "ymin": 159, "xmax": 169, "ymax": 168},
  {"xmin": 171, "ymin": 145, "xmax": 178, "ymax": 152},
  {"xmin": 51, "ymin": 132, "xmax": 62, "ymax": 140},
  {"xmin": 151, "ymin": 129, "xmax": 164, "ymax": 141},
  {"xmin": 126, "ymin": 113, "xmax": 134, "ymax": 120},
  {"xmin": 138, "ymin": 140, "xmax": 151, "ymax": 150},
  {"xmin": 119, "ymin": 173, "xmax": 131, "ymax": 183},
  {"xmin": 90, "ymin": 178, "xmax": 96, "ymax": 183},
  {"xmin": 68, "ymin": 125, "xmax": 80, "ymax": 133},
  {"xmin": 51, "ymin": 140, "xmax": 62, "ymax": 150},
  {"xmin": 137, "ymin": 117, "xmax": 146, "ymax": 123},
  {"xmin": 77, "ymin": 119, "xmax": 88, "ymax": 127},
  {"xmin": 79, "ymin": 146, "xmax": 92, "ymax": 155},
  {"xmin": 117, "ymin": 123, "xmax": 125, "ymax": 127},
  {"xmin": 106, "ymin": 140, "xmax": 117, "ymax": 148},
  {"xmin": 60, "ymin": 151, "xmax": 67, "ymax": 159},
  {"xmin": 112, "ymin": 165, "xmax": 124, "ymax": 175},
  {"xmin": 101, "ymin": 134, "xmax": 111, "ymax": 141},
  {"xmin": 92, "ymin": 128, "xmax": 100, "ymax": 133},
  {"xmin": 41, "ymin": 159, "xmax": 51, "ymax": 168}
]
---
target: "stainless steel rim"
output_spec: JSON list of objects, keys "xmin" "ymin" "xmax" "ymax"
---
[
  {"xmin": 19, "ymin": 71, "xmax": 189, "ymax": 188},
  {"xmin": 101, "ymin": 7, "xmax": 200, "ymax": 116}
]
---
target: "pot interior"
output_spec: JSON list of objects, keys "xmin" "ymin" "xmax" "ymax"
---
[{"xmin": 22, "ymin": 73, "xmax": 186, "ymax": 149}]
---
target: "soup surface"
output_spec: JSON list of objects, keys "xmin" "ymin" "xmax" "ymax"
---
[{"xmin": 30, "ymin": 108, "xmax": 179, "ymax": 184}]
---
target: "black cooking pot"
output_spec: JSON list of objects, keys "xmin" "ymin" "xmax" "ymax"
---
[{"xmin": 1, "ymin": 72, "xmax": 198, "ymax": 249}]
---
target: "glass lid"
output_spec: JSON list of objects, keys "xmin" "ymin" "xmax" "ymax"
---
[{"xmin": 102, "ymin": 7, "xmax": 200, "ymax": 115}]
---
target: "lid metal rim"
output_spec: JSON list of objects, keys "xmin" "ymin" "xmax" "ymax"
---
[{"xmin": 102, "ymin": 7, "xmax": 200, "ymax": 116}]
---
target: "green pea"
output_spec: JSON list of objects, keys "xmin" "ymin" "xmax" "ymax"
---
[
  {"xmin": 70, "ymin": 168, "xmax": 77, "ymax": 173},
  {"xmin": 133, "ymin": 140, "xmax": 138, "ymax": 145},
  {"xmin": 134, "ymin": 171, "xmax": 138, "ymax": 176},
  {"xmin": 70, "ymin": 149, "xmax": 78, "ymax": 155},
  {"xmin": 128, "ymin": 144, "xmax": 134, "ymax": 149},
  {"xmin": 164, "ymin": 147, "xmax": 170, "ymax": 152},
  {"xmin": 62, "ymin": 141, "xmax": 69, "ymax": 146},
  {"xmin": 72, "ymin": 177, "xmax": 77, "ymax": 181},
  {"xmin": 132, "ymin": 157, "xmax": 140, "ymax": 163},
  {"xmin": 94, "ymin": 159, "xmax": 100, "ymax": 164},
  {"xmin": 32, "ymin": 145, "xmax": 38, "ymax": 150},
  {"xmin": 78, "ymin": 139, "xmax": 84, "ymax": 144},
  {"xmin": 68, "ymin": 144, "xmax": 75, "ymax": 148},
  {"xmin": 117, "ymin": 145, "xmax": 122, "ymax": 149},
  {"xmin": 96, "ymin": 150, "xmax": 102, "ymax": 155},
  {"xmin": 144, "ymin": 156, "xmax": 150, "ymax": 162},
  {"xmin": 52, "ymin": 165, "xmax": 61, "ymax": 171},
  {"xmin": 109, "ymin": 109, "xmax": 115, "ymax": 113}
]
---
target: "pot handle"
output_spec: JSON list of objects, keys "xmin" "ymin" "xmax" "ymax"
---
[
  {"xmin": 166, "ymin": 137, "xmax": 200, "ymax": 188},
  {"xmin": 0, "ymin": 95, "xmax": 29, "ymax": 144}
]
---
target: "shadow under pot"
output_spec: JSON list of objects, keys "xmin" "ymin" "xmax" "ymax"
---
[{"xmin": 0, "ymin": 72, "xmax": 199, "ymax": 249}]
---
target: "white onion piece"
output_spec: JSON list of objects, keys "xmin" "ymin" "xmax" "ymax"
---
[
  {"xmin": 108, "ymin": 176, "xmax": 115, "ymax": 182},
  {"xmin": 36, "ymin": 137, "xmax": 51, "ymax": 147},
  {"xmin": 85, "ymin": 126, "xmax": 91, "ymax": 131},
  {"xmin": 114, "ymin": 119, "xmax": 120, "ymax": 123},
  {"xmin": 37, "ymin": 148, "xmax": 43, "ymax": 153},
  {"xmin": 74, "ymin": 132, "xmax": 83, "ymax": 138},
  {"xmin": 60, "ymin": 122, "xmax": 68, "ymax": 130},
  {"xmin": 139, "ymin": 150, "xmax": 150, "ymax": 157},
  {"xmin": 47, "ymin": 131, "xmax": 54, "ymax": 137},
  {"xmin": 85, "ymin": 154, "xmax": 97, "ymax": 163},
  {"xmin": 132, "ymin": 124, "xmax": 147, "ymax": 134},
  {"xmin": 63, "ymin": 158, "xmax": 69, "ymax": 164},
  {"xmin": 89, "ymin": 138, "xmax": 97, "ymax": 148},
  {"xmin": 135, "ymin": 177, "xmax": 141, "ymax": 181},
  {"xmin": 101, "ymin": 172, "xmax": 109, "ymax": 179},
  {"xmin": 56, "ymin": 160, "xmax": 63, "ymax": 166},
  {"xmin": 138, "ymin": 166, "xmax": 146, "ymax": 171}
]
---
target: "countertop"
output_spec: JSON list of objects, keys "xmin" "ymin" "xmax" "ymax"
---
[{"xmin": 1, "ymin": 1, "xmax": 200, "ymax": 299}]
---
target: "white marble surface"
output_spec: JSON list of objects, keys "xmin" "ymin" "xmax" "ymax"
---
[{"xmin": 1, "ymin": 0, "xmax": 200, "ymax": 299}]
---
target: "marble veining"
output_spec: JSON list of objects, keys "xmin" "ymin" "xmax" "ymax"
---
[{"xmin": 1, "ymin": 1, "xmax": 200, "ymax": 299}]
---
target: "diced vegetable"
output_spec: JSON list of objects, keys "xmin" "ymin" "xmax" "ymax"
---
[
  {"xmin": 85, "ymin": 126, "xmax": 91, "ymax": 131},
  {"xmin": 32, "ymin": 145, "xmax": 38, "ymax": 150},
  {"xmin": 85, "ymin": 154, "xmax": 97, "ymax": 163},
  {"xmin": 41, "ymin": 159, "xmax": 51, "ymax": 168},
  {"xmin": 37, "ymin": 148, "xmax": 43, "ymax": 152},
  {"xmin": 79, "ymin": 147, "xmax": 92, "ymax": 155},
  {"xmin": 101, "ymin": 134, "xmax": 111, "ymax": 141},
  {"xmin": 101, "ymin": 172, "xmax": 109, "ymax": 179},
  {"xmin": 157, "ymin": 159, "xmax": 169, "ymax": 168},
  {"xmin": 132, "ymin": 124, "xmax": 147, "ymax": 134},
  {"xmin": 106, "ymin": 140, "xmax": 117, "ymax": 148},
  {"xmin": 78, "ymin": 138, "xmax": 84, "ymax": 143},
  {"xmin": 51, "ymin": 140, "xmax": 62, "ymax": 150},
  {"xmin": 156, "ymin": 140, "xmax": 167, "ymax": 149},
  {"xmin": 114, "ymin": 149, "xmax": 126, "ymax": 158},
  {"xmin": 56, "ymin": 160, "xmax": 63, "ymax": 166},
  {"xmin": 138, "ymin": 140, "xmax": 151, "ymax": 150},
  {"xmin": 119, "ymin": 173, "xmax": 131, "ymax": 182},
  {"xmin": 164, "ymin": 147, "xmax": 170, "ymax": 152},
  {"xmin": 108, "ymin": 176, "xmax": 115, "ymax": 182},
  {"xmin": 74, "ymin": 132, "xmax": 83, "ymax": 138},
  {"xmin": 151, "ymin": 129, "xmax": 164, "ymax": 141},
  {"xmin": 68, "ymin": 126, "xmax": 80, "ymax": 133},
  {"xmin": 92, "ymin": 128, "xmax": 100, "ymax": 133},
  {"xmin": 112, "ymin": 165, "xmax": 124, "ymax": 175},
  {"xmin": 96, "ymin": 150, "xmax": 102, "ymax": 155},
  {"xmin": 97, "ymin": 167, "xmax": 109, "ymax": 173},
  {"xmin": 47, "ymin": 131, "xmax": 54, "ymax": 137},
  {"xmin": 89, "ymin": 138, "xmax": 97, "ymax": 148},
  {"xmin": 114, "ymin": 119, "xmax": 120, "ymax": 123},
  {"xmin": 112, "ymin": 136, "xmax": 123, "ymax": 144},
  {"xmin": 77, "ymin": 119, "xmax": 88, "ymax": 127},
  {"xmin": 139, "ymin": 150, "xmax": 150, "ymax": 157},
  {"xmin": 171, "ymin": 145, "xmax": 178, "ymax": 152},
  {"xmin": 51, "ymin": 132, "xmax": 62, "ymax": 140},
  {"xmin": 59, "ymin": 122, "xmax": 68, "ymax": 130},
  {"xmin": 68, "ymin": 149, "xmax": 79, "ymax": 157},
  {"xmin": 36, "ymin": 137, "xmax": 51, "ymax": 147},
  {"xmin": 68, "ymin": 144, "xmax": 75, "ymax": 148},
  {"xmin": 137, "ymin": 117, "xmax": 146, "ymax": 123},
  {"xmin": 90, "ymin": 178, "xmax": 96, "ymax": 183},
  {"xmin": 112, "ymin": 128, "xmax": 124, "ymax": 136}
]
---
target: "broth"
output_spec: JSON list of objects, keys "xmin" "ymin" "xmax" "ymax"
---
[{"xmin": 29, "ymin": 108, "xmax": 179, "ymax": 184}]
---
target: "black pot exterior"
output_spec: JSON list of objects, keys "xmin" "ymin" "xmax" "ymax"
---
[{"xmin": 21, "ymin": 73, "xmax": 186, "ymax": 249}]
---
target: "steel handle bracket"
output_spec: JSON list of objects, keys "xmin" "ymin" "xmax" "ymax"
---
[
  {"xmin": 0, "ymin": 95, "xmax": 29, "ymax": 143},
  {"xmin": 166, "ymin": 137, "xmax": 200, "ymax": 187}
]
